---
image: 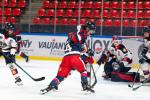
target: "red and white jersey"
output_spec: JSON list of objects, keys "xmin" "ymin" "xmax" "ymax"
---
[
  {"xmin": 107, "ymin": 44, "xmax": 133, "ymax": 64},
  {"xmin": 0, "ymin": 33, "xmax": 17, "ymax": 53}
]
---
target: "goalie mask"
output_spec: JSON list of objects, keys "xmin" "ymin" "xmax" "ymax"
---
[{"xmin": 112, "ymin": 35, "xmax": 122, "ymax": 46}]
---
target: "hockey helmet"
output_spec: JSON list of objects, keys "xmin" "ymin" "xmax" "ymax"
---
[
  {"xmin": 85, "ymin": 21, "xmax": 96, "ymax": 32},
  {"xmin": 4, "ymin": 22, "xmax": 15, "ymax": 31},
  {"xmin": 143, "ymin": 26, "xmax": 150, "ymax": 33}
]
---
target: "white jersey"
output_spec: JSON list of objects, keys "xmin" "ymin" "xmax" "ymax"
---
[
  {"xmin": 107, "ymin": 44, "xmax": 133, "ymax": 65},
  {"xmin": 0, "ymin": 33, "xmax": 17, "ymax": 54}
]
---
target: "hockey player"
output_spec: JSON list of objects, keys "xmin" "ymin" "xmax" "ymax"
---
[
  {"xmin": 139, "ymin": 26, "xmax": 150, "ymax": 81},
  {"xmin": 14, "ymin": 30, "xmax": 29, "ymax": 62},
  {"xmin": 0, "ymin": 22, "xmax": 23, "ymax": 85},
  {"xmin": 41, "ymin": 21, "xmax": 96, "ymax": 94},
  {"xmin": 97, "ymin": 35, "xmax": 133, "ymax": 81}
]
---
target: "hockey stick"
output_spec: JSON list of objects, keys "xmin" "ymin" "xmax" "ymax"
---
[
  {"xmin": 90, "ymin": 64, "xmax": 97, "ymax": 88},
  {"xmin": 128, "ymin": 65, "xmax": 140, "ymax": 88},
  {"xmin": 1, "ymin": 52, "xmax": 45, "ymax": 81},
  {"xmin": 132, "ymin": 77, "xmax": 150, "ymax": 91}
]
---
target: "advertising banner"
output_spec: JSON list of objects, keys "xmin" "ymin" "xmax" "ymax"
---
[{"xmin": 20, "ymin": 35, "xmax": 143, "ymax": 63}]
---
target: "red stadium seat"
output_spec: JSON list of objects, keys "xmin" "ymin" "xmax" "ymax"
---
[
  {"xmin": 4, "ymin": 8, "xmax": 12, "ymax": 16},
  {"xmin": 74, "ymin": 10, "xmax": 82, "ymax": 17},
  {"xmin": 33, "ymin": 17, "xmax": 41, "ymax": 24},
  {"xmin": 127, "ymin": 2, "xmax": 135, "ymax": 9},
  {"xmin": 43, "ymin": 18, "xmax": 50, "ymax": 24},
  {"xmin": 60, "ymin": 18, "xmax": 68, "ymax": 25},
  {"xmin": 70, "ymin": 19, "xmax": 77, "ymax": 25},
  {"xmin": 118, "ymin": 2, "xmax": 127, "ymax": 9},
  {"xmin": 89, "ymin": 19, "xmax": 95, "ymax": 22},
  {"xmin": 138, "ymin": 2, "xmax": 143, "ymax": 9},
  {"xmin": 18, "ymin": 0, "xmax": 26, "ymax": 8},
  {"xmin": 51, "ymin": 18, "xmax": 59, "ymax": 24},
  {"xmin": 144, "ymin": 2, "xmax": 150, "ymax": 9},
  {"xmin": 111, "ymin": 1, "xmax": 119, "ymax": 9},
  {"xmin": 46, "ymin": 9, "xmax": 54, "ymax": 17},
  {"xmin": 105, "ymin": 19, "xmax": 113, "ymax": 26},
  {"xmin": 103, "ymin": 1, "xmax": 110, "ymax": 9},
  {"xmin": 0, "ymin": 17, "xmax": 6, "ymax": 23},
  {"xmin": 84, "ymin": 1, "xmax": 93, "ymax": 8},
  {"xmin": 38, "ymin": 9, "xmax": 45, "ymax": 17},
  {"xmin": 137, "ymin": 10, "xmax": 143, "ymax": 18},
  {"xmin": 82, "ymin": 10, "xmax": 91, "ymax": 18},
  {"xmin": 130, "ymin": 20, "xmax": 137, "ymax": 27},
  {"xmin": 50, "ymin": 0, "xmax": 58, "ymax": 8},
  {"xmin": 93, "ymin": 1, "xmax": 101, "ymax": 9},
  {"xmin": 58, "ymin": 1, "xmax": 67, "ymax": 8},
  {"xmin": 110, "ymin": 10, "xmax": 118, "ymax": 18},
  {"xmin": 43, "ymin": 0, "xmax": 50, "ymax": 8},
  {"xmin": 0, "ymin": 0, "xmax": 8, "ymax": 7},
  {"xmin": 13, "ymin": 8, "xmax": 21, "ymax": 16},
  {"xmin": 80, "ymin": 18, "xmax": 86, "ymax": 24},
  {"xmin": 65, "ymin": 9, "xmax": 73, "ymax": 17},
  {"xmin": 103, "ymin": 10, "xmax": 109, "ymax": 18},
  {"xmin": 114, "ymin": 20, "xmax": 121, "ymax": 26},
  {"xmin": 96, "ymin": 19, "xmax": 102, "ymax": 26},
  {"xmin": 8, "ymin": 0, "xmax": 17, "ymax": 7},
  {"xmin": 75, "ymin": 1, "xmax": 84, "ymax": 8},
  {"xmin": 138, "ymin": 20, "xmax": 145, "ymax": 27},
  {"xmin": 91, "ymin": 10, "xmax": 100, "ymax": 18},
  {"xmin": 123, "ymin": 20, "xmax": 129, "ymax": 27},
  {"xmin": 120, "ymin": 10, "xmax": 127, "ymax": 18},
  {"xmin": 68, "ymin": 1, "xmax": 76, "ymax": 8},
  {"xmin": 56, "ymin": 9, "xmax": 64, "ymax": 17},
  {"xmin": 127, "ymin": 10, "xmax": 135, "ymax": 18},
  {"xmin": 144, "ymin": 10, "xmax": 150, "ymax": 18},
  {"xmin": 7, "ymin": 17, "xmax": 16, "ymax": 24}
]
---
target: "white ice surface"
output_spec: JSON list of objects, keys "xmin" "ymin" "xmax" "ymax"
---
[{"xmin": 0, "ymin": 59, "xmax": 150, "ymax": 100}]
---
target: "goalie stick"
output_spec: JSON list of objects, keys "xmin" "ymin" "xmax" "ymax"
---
[
  {"xmin": 1, "ymin": 52, "xmax": 45, "ymax": 81},
  {"xmin": 132, "ymin": 77, "xmax": 150, "ymax": 91}
]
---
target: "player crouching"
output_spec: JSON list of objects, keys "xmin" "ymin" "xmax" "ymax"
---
[{"xmin": 97, "ymin": 35, "xmax": 140, "ymax": 82}]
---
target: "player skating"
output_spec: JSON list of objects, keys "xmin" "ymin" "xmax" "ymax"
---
[
  {"xmin": 40, "ymin": 21, "xmax": 96, "ymax": 94},
  {"xmin": 139, "ymin": 26, "xmax": 150, "ymax": 82},
  {"xmin": 0, "ymin": 22, "xmax": 23, "ymax": 85}
]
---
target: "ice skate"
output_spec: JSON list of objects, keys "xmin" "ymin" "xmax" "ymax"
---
[{"xmin": 15, "ymin": 77, "xmax": 23, "ymax": 86}]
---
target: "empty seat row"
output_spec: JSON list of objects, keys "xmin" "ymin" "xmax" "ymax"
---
[
  {"xmin": 38, "ymin": 9, "xmax": 150, "ymax": 18},
  {"xmin": 0, "ymin": 16, "xmax": 16, "ymax": 23},
  {"xmin": 32, "ymin": 17, "xmax": 150, "ymax": 27},
  {"xmin": 0, "ymin": 0, "xmax": 26, "ymax": 8},
  {"xmin": 43, "ymin": 1, "xmax": 150, "ymax": 9},
  {"xmin": 0, "ymin": 8, "xmax": 21, "ymax": 16}
]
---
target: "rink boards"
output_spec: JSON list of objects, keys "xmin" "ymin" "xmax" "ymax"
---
[{"xmin": 15, "ymin": 33, "xmax": 143, "ymax": 67}]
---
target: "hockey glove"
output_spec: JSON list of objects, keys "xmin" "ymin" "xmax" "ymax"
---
[
  {"xmin": 139, "ymin": 58, "xmax": 145, "ymax": 64},
  {"xmin": 87, "ymin": 49, "xmax": 94, "ymax": 56},
  {"xmin": 86, "ymin": 56, "xmax": 94, "ymax": 64},
  {"xmin": 97, "ymin": 54, "xmax": 107, "ymax": 65}
]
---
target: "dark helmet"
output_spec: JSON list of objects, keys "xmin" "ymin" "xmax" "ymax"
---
[
  {"xmin": 4, "ymin": 22, "xmax": 15, "ymax": 31},
  {"xmin": 85, "ymin": 21, "xmax": 96, "ymax": 31},
  {"xmin": 143, "ymin": 26, "xmax": 150, "ymax": 33}
]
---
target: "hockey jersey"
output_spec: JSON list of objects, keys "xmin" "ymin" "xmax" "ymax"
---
[
  {"xmin": 107, "ymin": 44, "xmax": 133, "ymax": 64},
  {"xmin": 64, "ymin": 30, "xmax": 88, "ymax": 56}
]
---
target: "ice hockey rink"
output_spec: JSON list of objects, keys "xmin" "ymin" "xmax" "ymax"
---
[{"xmin": 0, "ymin": 59, "xmax": 150, "ymax": 100}]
